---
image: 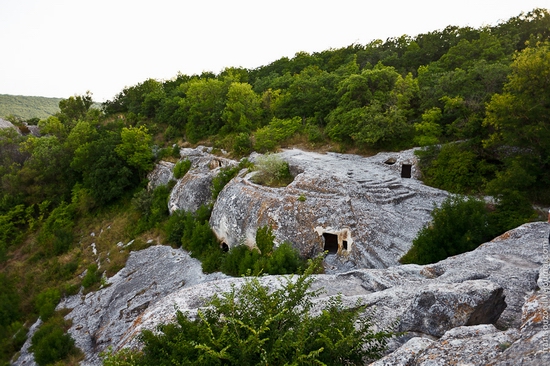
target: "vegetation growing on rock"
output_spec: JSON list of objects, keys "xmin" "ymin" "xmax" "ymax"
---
[
  {"xmin": 0, "ymin": 8, "xmax": 548, "ymax": 365},
  {"xmin": 102, "ymin": 259, "xmax": 394, "ymax": 366}
]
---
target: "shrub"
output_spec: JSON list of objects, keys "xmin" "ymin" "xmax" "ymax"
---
[
  {"xmin": 30, "ymin": 316, "xmax": 77, "ymax": 366},
  {"xmin": 130, "ymin": 183, "xmax": 173, "ymax": 234},
  {"xmin": 253, "ymin": 116, "xmax": 302, "ymax": 152},
  {"xmin": 400, "ymin": 195, "xmax": 495, "ymax": 265},
  {"xmin": 82, "ymin": 263, "xmax": 101, "ymax": 289},
  {"xmin": 232, "ymin": 132, "xmax": 252, "ymax": 156},
  {"xmin": 34, "ymin": 288, "xmax": 61, "ymax": 321},
  {"xmin": 220, "ymin": 226, "xmax": 304, "ymax": 276},
  {"xmin": 306, "ymin": 123, "xmax": 324, "ymax": 143},
  {"xmin": 107, "ymin": 258, "xmax": 394, "ymax": 365},
  {"xmin": 173, "ymin": 159, "xmax": 192, "ymax": 179},
  {"xmin": 251, "ymin": 154, "xmax": 293, "ymax": 187},
  {"xmin": 211, "ymin": 160, "xmax": 251, "ymax": 200},
  {"xmin": 38, "ymin": 201, "xmax": 76, "ymax": 256}
]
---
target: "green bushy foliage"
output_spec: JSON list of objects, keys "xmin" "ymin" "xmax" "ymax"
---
[
  {"xmin": 103, "ymin": 259, "xmax": 394, "ymax": 365},
  {"xmin": 0, "ymin": 273, "xmax": 25, "ymax": 363},
  {"xmin": 253, "ymin": 116, "xmax": 302, "ymax": 152},
  {"xmin": 38, "ymin": 201, "xmax": 76, "ymax": 256},
  {"xmin": 30, "ymin": 316, "xmax": 78, "ymax": 366},
  {"xmin": 221, "ymin": 226, "xmax": 304, "ymax": 276},
  {"xmin": 131, "ymin": 183, "xmax": 174, "ymax": 234},
  {"xmin": 173, "ymin": 159, "xmax": 192, "ymax": 179},
  {"xmin": 0, "ymin": 204, "xmax": 27, "ymax": 262},
  {"xmin": 415, "ymin": 143, "xmax": 493, "ymax": 194},
  {"xmin": 211, "ymin": 159, "xmax": 251, "ymax": 200},
  {"xmin": 0, "ymin": 274, "xmax": 21, "ymax": 329},
  {"xmin": 232, "ymin": 132, "xmax": 253, "ymax": 156},
  {"xmin": 34, "ymin": 288, "xmax": 61, "ymax": 321},
  {"xmin": 221, "ymin": 244, "xmax": 262, "ymax": 276},
  {"xmin": 251, "ymin": 154, "xmax": 293, "ymax": 187},
  {"xmin": 166, "ymin": 205, "xmax": 224, "ymax": 273},
  {"xmin": 400, "ymin": 195, "xmax": 496, "ymax": 265},
  {"xmin": 82, "ymin": 263, "xmax": 102, "ymax": 289}
]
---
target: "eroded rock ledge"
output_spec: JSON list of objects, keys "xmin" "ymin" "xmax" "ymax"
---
[
  {"xmin": 23, "ymin": 222, "xmax": 543, "ymax": 366},
  {"xmin": 210, "ymin": 148, "xmax": 449, "ymax": 271}
]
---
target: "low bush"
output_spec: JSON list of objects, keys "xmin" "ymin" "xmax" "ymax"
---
[
  {"xmin": 211, "ymin": 159, "xmax": 251, "ymax": 200},
  {"xmin": 401, "ymin": 195, "xmax": 496, "ymax": 265},
  {"xmin": 103, "ymin": 258, "xmax": 395, "ymax": 365},
  {"xmin": 82, "ymin": 263, "xmax": 101, "ymax": 289},
  {"xmin": 253, "ymin": 116, "xmax": 302, "ymax": 152},
  {"xmin": 221, "ymin": 226, "xmax": 304, "ymax": 276},
  {"xmin": 34, "ymin": 288, "xmax": 61, "ymax": 321},
  {"xmin": 173, "ymin": 158, "xmax": 191, "ymax": 179},
  {"xmin": 130, "ymin": 183, "xmax": 173, "ymax": 234},
  {"xmin": 250, "ymin": 154, "xmax": 293, "ymax": 187},
  {"xmin": 30, "ymin": 315, "xmax": 78, "ymax": 366}
]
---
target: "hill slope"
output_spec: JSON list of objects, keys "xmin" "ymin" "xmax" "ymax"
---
[{"xmin": 0, "ymin": 94, "xmax": 62, "ymax": 120}]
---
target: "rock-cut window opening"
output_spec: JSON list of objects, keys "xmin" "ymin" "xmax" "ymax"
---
[
  {"xmin": 323, "ymin": 233, "xmax": 339, "ymax": 254},
  {"xmin": 342, "ymin": 240, "xmax": 348, "ymax": 251},
  {"xmin": 401, "ymin": 164, "xmax": 412, "ymax": 178}
]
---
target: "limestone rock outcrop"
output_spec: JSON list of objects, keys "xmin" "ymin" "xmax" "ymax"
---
[
  {"xmin": 14, "ymin": 222, "xmax": 539, "ymax": 366},
  {"xmin": 12, "ymin": 147, "xmax": 548, "ymax": 366},
  {"xmin": 210, "ymin": 148, "xmax": 449, "ymax": 271}
]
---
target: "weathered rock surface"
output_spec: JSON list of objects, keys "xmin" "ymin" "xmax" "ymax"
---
[
  {"xmin": 12, "ymin": 146, "xmax": 549, "ymax": 366},
  {"xmin": 163, "ymin": 147, "xmax": 237, "ymax": 213},
  {"xmin": 397, "ymin": 281, "xmax": 506, "ymax": 337},
  {"xmin": 211, "ymin": 148, "xmax": 449, "ymax": 271},
  {"xmin": 146, "ymin": 160, "xmax": 174, "ymax": 190},
  {"xmin": 13, "ymin": 222, "xmax": 537, "ymax": 366},
  {"xmin": 371, "ymin": 288, "xmax": 549, "ymax": 366},
  {"xmin": 14, "ymin": 246, "xmax": 227, "ymax": 366},
  {"xmin": 0, "ymin": 117, "xmax": 17, "ymax": 130}
]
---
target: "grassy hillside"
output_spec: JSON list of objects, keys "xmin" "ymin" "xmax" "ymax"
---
[{"xmin": 0, "ymin": 94, "xmax": 62, "ymax": 120}]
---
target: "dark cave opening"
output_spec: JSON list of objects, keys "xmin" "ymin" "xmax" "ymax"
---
[
  {"xmin": 323, "ymin": 233, "xmax": 339, "ymax": 254},
  {"xmin": 401, "ymin": 164, "xmax": 412, "ymax": 178}
]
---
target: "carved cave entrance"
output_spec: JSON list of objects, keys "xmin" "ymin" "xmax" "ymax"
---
[
  {"xmin": 323, "ymin": 233, "xmax": 339, "ymax": 254},
  {"xmin": 221, "ymin": 243, "xmax": 229, "ymax": 252},
  {"xmin": 401, "ymin": 164, "xmax": 412, "ymax": 178}
]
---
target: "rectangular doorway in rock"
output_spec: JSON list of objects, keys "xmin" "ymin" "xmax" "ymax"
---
[
  {"xmin": 323, "ymin": 233, "xmax": 339, "ymax": 254},
  {"xmin": 342, "ymin": 240, "xmax": 348, "ymax": 250},
  {"xmin": 401, "ymin": 164, "xmax": 412, "ymax": 178}
]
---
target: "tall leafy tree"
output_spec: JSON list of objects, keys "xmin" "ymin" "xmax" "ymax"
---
[
  {"xmin": 182, "ymin": 78, "xmax": 227, "ymax": 142},
  {"xmin": 483, "ymin": 41, "xmax": 550, "ymax": 201},
  {"xmin": 221, "ymin": 82, "xmax": 262, "ymax": 134}
]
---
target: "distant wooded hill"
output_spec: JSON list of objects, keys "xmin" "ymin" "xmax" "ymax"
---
[{"xmin": 0, "ymin": 94, "xmax": 62, "ymax": 120}]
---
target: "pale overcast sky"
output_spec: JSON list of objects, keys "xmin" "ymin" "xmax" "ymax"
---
[{"xmin": 0, "ymin": 0, "xmax": 548, "ymax": 102}]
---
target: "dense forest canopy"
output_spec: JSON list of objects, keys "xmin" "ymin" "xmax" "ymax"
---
[{"xmin": 1, "ymin": 8, "xmax": 549, "ymax": 365}]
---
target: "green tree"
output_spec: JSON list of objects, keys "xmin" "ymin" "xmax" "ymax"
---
[
  {"xmin": 19, "ymin": 135, "xmax": 75, "ymax": 205},
  {"xmin": 326, "ymin": 65, "xmax": 417, "ymax": 148},
  {"xmin": 57, "ymin": 91, "xmax": 94, "ymax": 123},
  {"xmin": 71, "ymin": 127, "xmax": 137, "ymax": 206},
  {"xmin": 182, "ymin": 78, "xmax": 227, "ymax": 142},
  {"xmin": 115, "ymin": 125, "xmax": 154, "ymax": 176},
  {"xmin": 483, "ymin": 41, "xmax": 550, "ymax": 202},
  {"xmin": 221, "ymin": 82, "xmax": 262, "ymax": 134}
]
